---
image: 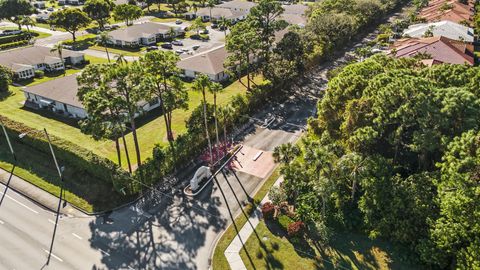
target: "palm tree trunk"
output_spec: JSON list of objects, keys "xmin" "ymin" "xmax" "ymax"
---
[
  {"xmin": 121, "ymin": 131, "xmax": 133, "ymax": 174},
  {"xmin": 202, "ymin": 91, "xmax": 213, "ymax": 163},
  {"xmin": 130, "ymin": 118, "xmax": 142, "ymax": 167},
  {"xmin": 115, "ymin": 137, "xmax": 122, "ymax": 167},
  {"xmin": 214, "ymin": 93, "xmax": 220, "ymax": 158},
  {"xmin": 104, "ymin": 46, "xmax": 110, "ymax": 63}
]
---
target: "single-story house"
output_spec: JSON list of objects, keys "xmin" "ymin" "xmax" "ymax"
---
[
  {"xmin": 0, "ymin": 46, "xmax": 85, "ymax": 80},
  {"xmin": 177, "ymin": 46, "xmax": 229, "ymax": 82},
  {"xmin": 186, "ymin": 7, "xmax": 248, "ymax": 22},
  {"xmin": 107, "ymin": 22, "xmax": 184, "ymax": 47},
  {"xmin": 216, "ymin": 0, "xmax": 257, "ymax": 13},
  {"xmin": 419, "ymin": 0, "xmax": 474, "ymax": 25},
  {"xmin": 282, "ymin": 4, "xmax": 309, "ymax": 15},
  {"xmin": 58, "ymin": 0, "xmax": 84, "ymax": 5},
  {"xmin": 32, "ymin": 1, "xmax": 46, "ymax": 8},
  {"xmin": 389, "ymin": 36, "xmax": 474, "ymax": 66},
  {"xmin": 115, "ymin": 0, "xmax": 147, "ymax": 8},
  {"xmin": 23, "ymin": 74, "xmax": 88, "ymax": 118},
  {"xmin": 23, "ymin": 74, "xmax": 161, "ymax": 119},
  {"xmin": 403, "ymin": 20, "xmax": 474, "ymax": 42}
]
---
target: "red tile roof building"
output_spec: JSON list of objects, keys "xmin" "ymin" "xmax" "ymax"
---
[{"xmin": 390, "ymin": 36, "xmax": 474, "ymax": 66}]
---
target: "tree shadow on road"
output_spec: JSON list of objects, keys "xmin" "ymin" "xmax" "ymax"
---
[{"xmin": 87, "ymin": 176, "xmax": 227, "ymax": 269}]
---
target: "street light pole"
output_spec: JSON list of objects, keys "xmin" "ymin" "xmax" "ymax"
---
[
  {"xmin": 0, "ymin": 120, "xmax": 17, "ymax": 208},
  {"xmin": 17, "ymin": 128, "xmax": 65, "ymax": 266},
  {"xmin": 42, "ymin": 128, "xmax": 64, "ymax": 266}
]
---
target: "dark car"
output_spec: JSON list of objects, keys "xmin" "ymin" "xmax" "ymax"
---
[
  {"xmin": 172, "ymin": 40, "xmax": 183, "ymax": 46},
  {"xmin": 147, "ymin": 45, "xmax": 158, "ymax": 51},
  {"xmin": 161, "ymin": 43, "xmax": 173, "ymax": 49},
  {"xmin": 211, "ymin": 23, "xmax": 218, "ymax": 29}
]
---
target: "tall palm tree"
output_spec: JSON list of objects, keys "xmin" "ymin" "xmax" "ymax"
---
[
  {"xmin": 98, "ymin": 31, "xmax": 111, "ymax": 63},
  {"xmin": 115, "ymin": 53, "xmax": 128, "ymax": 65},
  {"xmin": 207, "ymin": 0, "xmax": 215, "ymax": 22},
  {"xmin": 21, "ymin": 16, "xmax": 35, "ymax": 38},
  {"xmin": 50, "ymin": 42, "xmax": 65, "ymax": 76},
  {"xmin": 219, "ymin": 104, "xmax": 234, "ymax": 144},
  {"xmin": 192, "ymin": 75, "xmax": 213, "ymax": 163},
  {"xmin": 208, "ymin": 82, "xmax": 223, "ymax": 156},
  {"xmin": 218, "ymin": 16, "xmax": 230, "ymax": 39}
]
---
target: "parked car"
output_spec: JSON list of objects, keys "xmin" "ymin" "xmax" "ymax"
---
[
  {"xmin": 211, "ymin": 23, "xmax": 218, "ymax": 29},
  {"xmin": 147, "ymin": 45, "xmax": 158, "ymax": 51},
  {"xmin": 47, "ymin": 7, "xmax": 54, "ymax": 11},
  {"xmin": 192, "ymin": 45, "xmax": 200, "ymax": 50},
  {"xmin": 181, "ymin": 48, "xmax": 189, "ymax": 52},
  {"xmin": 175, "ymin": 49, "xmax": 183, "ymax": 54},
  {"xmin": 201, "ymin": 29, "xmax": 209, "ymax": 34},
  {"xmin": 175, "ymin": 19, "xmax": 183, "ymax": 24},
  {"xmin": 172, "ymin": 40, "xmax": 183, "ymax": 46},
  {"xmin": 161, "ymin": 43, "xmax": 173, "ymax": 49}
]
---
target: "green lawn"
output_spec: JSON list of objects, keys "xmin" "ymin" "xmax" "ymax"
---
[
  {"xmin": 89, "ymin": 45, "xmax": 146, "ymax": 57},
  {"xmin": 213, "ymin": 168, "xmax": 281, "ymax": 270},
  {"xmin": 1, "ymin": 69, "xmax": 255, "ymax": 169},
  {"xmin": 239, "ymin": 221, "xmax": 422, "ymax": 270}
]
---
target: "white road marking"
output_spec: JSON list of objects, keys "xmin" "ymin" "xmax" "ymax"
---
[
  {"xmin": 72, "ymin": 233, "xmax": 82, "ymax": 240},
  {"xmin": 0, "ymin": 192, "xmax": 39, "ymax": 214},
  {"xmin": 43, "ymin": 249, "xmax": 63, "ymax": 262},
  {"xmin": 48, "ymin": 219, "xmax": 56, "ymax": 225},
  {"xmin": 99, "ymin": 249, "xmax": 110, "ymax": 256}
]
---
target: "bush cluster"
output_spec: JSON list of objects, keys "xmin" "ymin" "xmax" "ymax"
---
[
  {"xmin": 261, "ymin": 202, "xmax": 275, "ymax": 220},
  {"xmin": 0, "ymin": 40, "xmax": 29, "ymax": 50},
  {"xmin": 287, "ymin": 221, "xmax": 305, "ymax": 237}
]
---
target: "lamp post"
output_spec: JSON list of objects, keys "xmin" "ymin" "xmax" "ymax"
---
[
  {"xmin": 18, "ymin": 128, "xmax": 65, "ymax": 266},
  {"xmin": 0, "ymin": 120, "xmax": 17, "ymax": 208}
]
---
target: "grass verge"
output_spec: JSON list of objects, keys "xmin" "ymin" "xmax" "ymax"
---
[
  {"xmin": 239, "ymin": 221, "xmax": 422, "ymax": 270},
  {"xmin": 212, "ymin": 167, "xmax": 281, "ymax": 270}
]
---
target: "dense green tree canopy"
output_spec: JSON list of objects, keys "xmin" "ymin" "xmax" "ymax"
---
[
  {"xmin": 278, "ymin": 55, "xmax": 480, "ymax": 268},
  {"xmin": 84, "ymin": 0, "xmax": 113, "ymax": 30},
  {"xmin": 0, "ymin": 65, "xmax": 12, "ymax": 93},
  {"xmin": 49, "ymin": 8, "xmax": 91, "ymax": 42},
  {"xmin": 0, "ymin": 0, "xmax": 34, "ymax": 29}
]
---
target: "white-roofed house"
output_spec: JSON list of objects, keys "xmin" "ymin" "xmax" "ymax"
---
[
  {"xmin": 403, "ymin": 20, "xmax": 474, "ymax": 42},
  {"xmin": 0, "ymin": 46, "xmax": 84, "ymax": 80},
  {"xmin": 177, "ymin": 46, "xmax": 230, "ymax": 82},
  {"xmin": 106, "ymin": 22, "xmax": 184, "ymax": 47}
]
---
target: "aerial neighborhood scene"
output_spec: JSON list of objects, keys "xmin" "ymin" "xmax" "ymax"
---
[{"xmin": 0, "ymin": 0, "xmax": 479, "ymax": 268}]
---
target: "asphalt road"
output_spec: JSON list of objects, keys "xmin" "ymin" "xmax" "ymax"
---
[{"xmin": 0, "ymin": 92, "xmax": 315, "ymax": 270}]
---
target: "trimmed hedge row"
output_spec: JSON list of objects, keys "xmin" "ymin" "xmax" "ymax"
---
[
  {"xmin": 0, "ymin": 115, "xmax": 130, "ymax": 192},
  {"xmin": 0, "ymin": 33, "xmax": 31, "ymax": 45},
  {"xmin": 0, "ymin": 40, "xmax": 29, "ymax": 50}
]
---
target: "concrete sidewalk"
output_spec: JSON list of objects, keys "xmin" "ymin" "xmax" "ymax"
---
[
  {"xmin": 224, "ymin": 176, "xmax": 283, "ymax": 270},
  {"xmin": 0, "ymin": 167, "xmax": 85, "ymax": 217}
]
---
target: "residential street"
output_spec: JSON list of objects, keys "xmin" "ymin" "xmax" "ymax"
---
[{"xmin": 0, "ymin": 91, "xmax": 316, "ymax": 269}]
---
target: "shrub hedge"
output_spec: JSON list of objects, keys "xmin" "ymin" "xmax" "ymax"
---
[
  {"xmin": 0, "ymin": 40, "xmax": 29, "ymax": 50},
  {"xmin": 0, "ymin": 116, "xmax": 130, "ymax": 193},
  {"xmin": 0, "ymin": 33, "xmax": 30, "ymax": 45}
]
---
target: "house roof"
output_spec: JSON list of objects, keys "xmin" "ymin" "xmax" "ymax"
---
[
  {"xmin": 108, "ymin": 22, "xmax": 181, "ymax": 42},
  {"xmin": 217, "ymin": 0, "xmax": 257, "ymax": 10},
  {"xmin": 403, "ymin": 20, "xmax": 474, "ymax": 42},
  {"xmin": 282, "ymin": 4, "xmax": 308, "ymax": 15},
  {"xmin": 23, "ymin": 74, "xmax": 83, "ymax": 109},
  {"xmin": 0, "ymin": 46, "xmax": 83, "ymax": 72},
  {"xmin": 279, "ymin": 13, "xmax": 306, "ymax": 26},
  {"xmin": 177, "ymin": 46, "xmax": 228, "ymax": 75},
  {"xmin": 196, "ymin": 7, "xmax": 247, "ymax": 19},
  {"xmin": 419, "ymin": 0, "xmax": 474, "ymax": 24},
  {"xmin": 390, "ymin": 36, "xmax": 474, "ymax": 65}
]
